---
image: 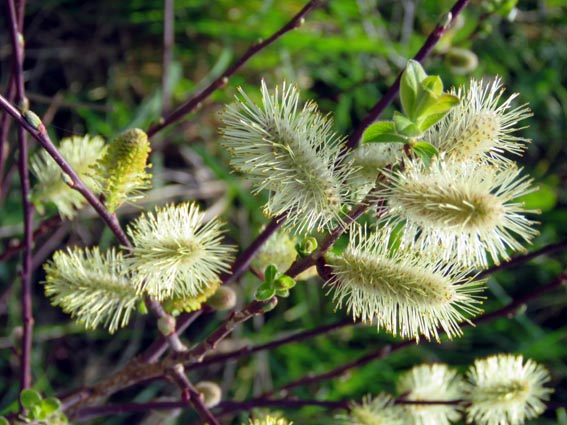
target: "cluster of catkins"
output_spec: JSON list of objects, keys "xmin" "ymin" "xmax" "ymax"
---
[
  {"xmin": 336, "ymin": 354, "xmax": 551, "ymax": 425},
  {"xmin": 221, "ymin": 77, "xmax": 538, "ymax": 342},
  {"xmin": 36, "ymin": 72, "xmax": 551, "ymax": 424},
  {"xmin": 37, "ymin": 131, "xmax": 236, "ymax": 333}
]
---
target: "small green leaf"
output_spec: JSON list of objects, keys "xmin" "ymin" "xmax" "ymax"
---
[
  {"xmin": 31, "ymin": 404, "xmax": 45, "ymax": 420},
  {"xmin": 0, "ymin": 417, "xmax": 9, "ymax": 425},
  {"xmin": 256, "ymin": 284, "xmax": 276, "ymax": 301},
  {"xmin": 413, "ymin": 88, "xmax": 439, "ymax": 121},
  {"xmin": 40, "ymin": 397, "xmax": 61, "ymax": 416},
  {"xmin": 393, "ymin": 112, "xmax": 421, "ymax": 137},
  {"xmin": 20, "ymin": 389, "xmax": 42, "ymax": 410},
  {"xmin": 421, "ymin": 75, "xmax": 444, "ymax": 95},
  {"xmin": 363, "ymin": 133, "xmax": 408, "ymax": 144},
  {"xmin": 416, "ymin": 94, "xmax": 460, "ymax": 132},
  {"xmin": 296, "ymin": 237, "xmax": 318, "ymax": 258},
  {"xmin": 361, "ymin": 122, "xmax": 395, "ymax": 143},
  {"xmin": 275, "ymin": 276, "xmax": 296, "ymax": 290},
  {"xmin": 275, "ymin": 288, "xmax": 290, "ymax": 298},
  {"xmin": 264, "ymin": 264, "xmax": 278, "ymax": 284},
  {"xmin": 137, "ymin": 299, "xmax": 148, "ymax": 315},
  {"xmin": 421, "ymin": 93, "xmax": 460, "ymax": 116},
  {"xmin": 410, "ymin": 142, "xmax": 439, "ymax": 166},
  {"xmin": 400, "ymin": 60, "xmax": 427, "ymax": 116}
]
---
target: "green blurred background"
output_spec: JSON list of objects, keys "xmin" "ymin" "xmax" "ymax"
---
[{"xmin": 0, "ymin": 0, "xmax": 566, "ymax": 423}]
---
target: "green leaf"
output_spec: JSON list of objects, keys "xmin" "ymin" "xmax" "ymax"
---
[
  {"xmin": 400, "ymin": 60, "xmax": 427, "ymax": 117},
  {"xmin": 275, "ymin": 288, "xmax": 290, "ymax": 298},
  {"xmin": 364, "ymin": 133, "xmax": 408, "ymax": 144},
  {"xmin": 20, "ymin": 389, "xmax": 42, "ymax": 410},
  {"xmin": 264, "ymin": 264, "xmax": 278, "ymax": 284},
  {"xmin": 137, "ymin": 299, "xmax": 148, "ymax": 315},
  {"xmin": 421, "ymin": 75, "xmax": 444, "ymax": 95},
  {"xmin": 416, "ymin": 94, "xmax": 460, "ymax": 132},
  {"xmin": 0, "ymin": 417, "xmax": 10, "ymax": 425},
  {"xmin": 410, "ymin": 142, "xmax": 439, "ymax": 166},
  {"xmin": 361, "ymin": 121, "xmax": 395, "ymax": 143},
  {"xmin": 275, "ymin": 276, "xmax": 296, "ymax": 290},
  {"xmin": 31, "ymin": 404, "xmax": 45, "ymax": 420},
  {"xmin": 393, "ymin": 112, "xmax": 421, "ymax": 137},
  {"xmin": 413, "ymin": 88, "xmax": 439, "ymax": 121},
  {"xmin": 422, "ymin": 93, "xmax": 459, "ymax": 116},
  {"xmin": 40, "ymin": 397, "xmax": 61, "ymax": 416},
  {"xmin": 256, "ymin": 284, "xmax": 276, "ymax": 301},
  {"xmin": 295, "ymin": 237, "xmax": 318, "ymax": 258}
]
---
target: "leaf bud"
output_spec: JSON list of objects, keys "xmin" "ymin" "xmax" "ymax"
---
[
  {"xmin": 206, "ymin": 286, "xmax": 237, "ymax": 311},
  {"xmin": 195, "ymin": 381, "xmax": 222, "ymax": 408}
]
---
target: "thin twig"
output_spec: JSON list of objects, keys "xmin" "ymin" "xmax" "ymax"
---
[
  {"xmin": 166, "ymin": 364, "xmax": 220, "ymax": 425},
  {"xmin": 286, "ymin": 186, "xmax": 380, "ymax": 278},
  {"xmin": 7, "ymin": 0, "xmax": 33, "ymax": 393},
  {"xmin": 140, "ymin": 310, "xmax": 203, "ymax": 364},
  {"xmin": 74, "ymin": 399, "xmax": 190, "ymax": 422},
  {"xmin": 167, "ymin": 299, "xmax": 277, "ymax": 366},
  {"xmin": 478, "ymin": 239, "xmax": 567, "ymax": 279},
  {"xmin": 147, "ymin": 0, "xmax": 323, "ymax": 138},
  {"xmin": 346, "ymin": 0, "xmax": 471, "ymax": 150},
  {"xmin": 186, "ymin": 317, "xmax": 353, "ymax": 371},
  {"xmin": 66, "ymin": 299, "xmax": 276, "ymax": 418}
]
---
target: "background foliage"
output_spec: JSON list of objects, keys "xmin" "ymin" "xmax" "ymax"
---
[{"xmin": 0, "ymin": 0, "xmax": 566, "ymax": 423}]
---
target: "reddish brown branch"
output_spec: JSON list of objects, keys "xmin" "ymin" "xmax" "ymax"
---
[
  {"xmin": 147, "ymin": 0, "xmax": 323, "ymax": 138},
  {"xmin": 166, "ymin": 364, "xmax": 219, "ymax": 425},
  {"xmin": 346, "ymin": 0, "xmax": 471, "ymax": 150},
  {"xmin": 7, "ymin": 0, "xmax": 33, "ymax": 393},
  {"xmin": 187, "ymin": 317, "xmax": 353, "ymax": 371}
]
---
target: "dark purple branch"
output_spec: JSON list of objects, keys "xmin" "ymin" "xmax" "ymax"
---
[
  {"xmin": 166, "ymin": 365, "xmax": 219, "ymax": 425},
  {"xmin": 16, "ymin": 122, "xmax": 33, "ymax": 392},
  {"xmin": 67, "ymin": 299, "xmax": 276, "ymax": 417},
  {"xmin": 168, "ymin": 299, "xmax": 277, "ymax": 366},
  {"xmin": 474, "ymin": 272, "xmax": 566, "ymax": 325},
  {"xmin": 147, "ymin": 0, "xmax": 323, "ymax": 138},
  {"xmin": 162, "ymin": 0, "xmax": 174, "ymax": 114},
  {"xmin": 187, "ymin": 317, "xmax": 353, "ymax": 371},
  {"xmin": 478, "ymin": 239, "xmax": 567, "ymax": 279},
  {"xmin": 7, "ymin": 0, "xmax": 33, "ymax": 392},
  {"xmin": 140, "ymin": 310, "xmax": 202, "ymax": 364},
  {"xmin": 16, "ymin": 0, "xmax": 26, "ymax": 29},
  {"xmin": 346, "ymin": 0, "xmax": 471, "ymax": 150}
]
